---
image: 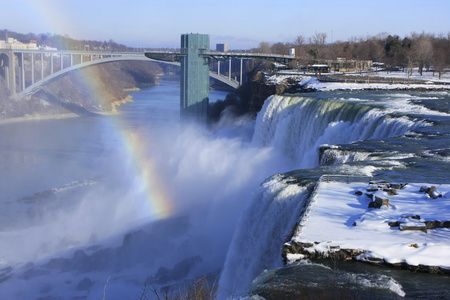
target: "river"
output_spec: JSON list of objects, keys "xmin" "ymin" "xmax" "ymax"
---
[{"xmin": 0, "ymin": 75, "xmax": 449, "ymax": 299}]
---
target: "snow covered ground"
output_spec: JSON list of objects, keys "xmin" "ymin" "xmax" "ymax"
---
[
  {"xmin": 308, "ymin": 78, "xmax": 450, "ymax": 91},
  {"xmin": 270, "ymin": 68, "xmax": 450, "ymax": 91},
  {"xmin": 358, "ymin": 69, "xmax": 450, "ymax": 84},
  {"xmin": 289, "ymin": 179, "xmax": 450, "ymax": 271}
]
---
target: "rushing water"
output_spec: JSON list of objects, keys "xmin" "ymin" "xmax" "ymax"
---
[{"xmin": 0, "ymin": 76, "xmax": 449, "ymax": 299}]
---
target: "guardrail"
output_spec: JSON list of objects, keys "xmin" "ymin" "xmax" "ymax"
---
[
  {"xmin": 322, "ymin": 174, "xmax": 375, "ymax": 184},
  {"xmin": 317, "ymin": 74, "xmax": 446, "ymax": 85}
]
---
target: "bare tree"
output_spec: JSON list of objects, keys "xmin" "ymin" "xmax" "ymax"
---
[
  {"xmin": 310, "ymin": 32, "xmax": 327, "ymax": 45},
  {"xmin": 293, "ymin": 35, "xmax": 308, "ymax": 67},
  {"xmin": 308, "ymin": 32, "xmax": 328, "ymax": 62},
  {"xmin": 294, "ymin": 35, "xmax": 305, "ymax": 47},
  {"xmin": 358, "ymin": 37, "xmax": 385, "ymax": 61},
  {"xmin": 432, "ymin": 35, "xmax": 450, "ymax": 79},
  {"xmin": 271, "ymin": 42, "xmax": 290, "ymax": 55},
  {"xmin": 254, "ymin": 41, "xmax": 272, "ymax": 54},
  {"xmin": 411, "ymin": 32, "xmax": 434, "ymax": 75}
]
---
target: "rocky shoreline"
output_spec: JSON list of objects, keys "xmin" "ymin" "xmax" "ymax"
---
[
  {"xmin": 282, "ymin": 240, "xmax": 450, "ymax": 275},
  {"xmin": 245, "ymin": 71, "xmax": 450, "ymax": 114},
  {"xmin": 0, "ymin": 94, "xmax": 134, "ymax": 125}
]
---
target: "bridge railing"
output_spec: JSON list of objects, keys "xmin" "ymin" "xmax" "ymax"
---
[{"xmin": 10, "ymin": 49, "xmax": 146, "ymax": 56}]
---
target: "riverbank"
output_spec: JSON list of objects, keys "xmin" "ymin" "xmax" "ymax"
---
[
  {"xmin": 0, "ymin": 112, "xmax": 80, "ymax": 125},
  {"xmin": 283, "ymin": 177, "xmax": 450, "ymax": 275},
  {"xmin": 0, "ymin": 95, "xmax": 133, "ymax": 125},
  {"xmin": 244, "ymin": 69, "xmax": 450, "ymax": 114},
  {"xmin": 265, "ymin": 70, "xmax": 450, "ymax": 93}
]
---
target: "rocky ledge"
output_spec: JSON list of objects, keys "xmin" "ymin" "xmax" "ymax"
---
[
  {"xmin": 282, "ymin": 241, "xmax": 450, "ymax": 275},
  {"xmin": 282, "ymin": 180, "xmax": 450, "ymax": 276},
  {"xmin": 247, "ymin": 71, "xmax": 316, "ymax": 112}
]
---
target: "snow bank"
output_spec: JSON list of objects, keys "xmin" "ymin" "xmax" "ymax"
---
[
  {"xmin": 308, "ymin": 80, "xmax": 450, "ymax": 91},
  {"xmin": 266, "ymin": 70, "xmax": 450, "ymax": 92},
  {"xmin": 290, "ymin": 180, "xmax": 450, "ymax": 271}
]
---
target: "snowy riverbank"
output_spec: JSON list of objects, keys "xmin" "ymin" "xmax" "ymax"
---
[
  {"xmin": 268, "ymin": 69, "xmax": 450, "ymax": 92},
  {"xmin": 284, "ymin": 178, "xmax": 450, "ymax": 274}
]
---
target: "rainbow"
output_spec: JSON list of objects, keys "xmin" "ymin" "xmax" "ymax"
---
[
  {"xmin": 25, "ymin": 0, "xmax": 175, "ymax": 221},
  {"xmin": 119, "ymin": 129, "xmax": 174, "ymax": 220},
  {"xmin": 81, "ymin": 71, "xmax": 175, "ymax": 221}
]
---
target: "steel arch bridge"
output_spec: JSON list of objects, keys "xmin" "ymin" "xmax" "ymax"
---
[
  {"xmin": 1, "ymin": 34, "xmax": 296, "ymax": 122},
  {"xmin": 0, "ymin": 49, "xmax": 241, "ymax": 98}
]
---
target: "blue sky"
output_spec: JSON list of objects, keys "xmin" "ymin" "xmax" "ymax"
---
[{"xmin": 3, "ymin": 0, "xmax": 450, "ymax": 49}]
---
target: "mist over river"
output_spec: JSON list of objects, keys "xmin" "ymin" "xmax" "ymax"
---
[{"xmin": 0, "ymin": 75, "xmax": 449, "ymax": 299}]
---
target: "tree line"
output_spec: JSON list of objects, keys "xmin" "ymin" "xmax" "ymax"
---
[
  {"xmin": 0, "ymin": 29, "xmax": 132, "ymax": 52},
  {"xmin": 252, "ymin": 32, "xmax": 450, "ymax": 79},
  {"xmin": 3, "ymin": 29, "xmax": 449, "ymax": 79}
]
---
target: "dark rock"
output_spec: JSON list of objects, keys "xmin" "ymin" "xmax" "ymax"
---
[
  {"xmin": 365, "ymin": 193, "xmax": 374, "ymax": 200},
  {"xmin": 384, "ymin": 188, "xmax": 398, "ymax": 196},
  {"xmin": 419, "ymin": 185, "xmax": 442, "ymax": 198},
  {"xmin": 369, "ymin": 180, "xmax": 388, "ymax": 185},
  {"xmin": 429, "ymin": 189, "xmax": 442, "ymax": 199},
  {"xmin": 409, "ymin": 215, "xmax": 421, "ymax": 220},
  {"xmin": 283, "ymin": 240, "xmax": 450, "ymax": 275},
  {"xmin": 425, "ymin": 220, "xmax": 450, "ymax": 229},
  {"xmin": 368, "ymin": 201, "xmax": 380, "ymax": 209},
  {"xmin": 388, "ymin": 221, "xmax": 400, "ymax": 227},
  {"xmin": 399, "ymin": 224, "xmax": 427, "ymax": 232},
  {"xmin": 152, "ymin": 256, "xmax": 203, "ymax": 284},
  {"xmin": 428, "ymin": 186, "xmax": 437, "ymax": 192},
  {"xmin": 389, "ymin": 183, "xmax": 408, "ymax": 189},
  {"xmin": 363, "ymin": 257, "xmax": 384, "ymax": 264},
  {"xmin": 368, "ymin": 195, "xmax": 389, "ymax": 208},
  {"xmin": 76, "ymin": 277, "xmax": 94, "ymax": 291},
  {"xmin": 384, "ymin": 261, "xmax": 450, "ymax": 275},
  {"xmin": 282, "ymin": 241, "xmax": 365, "ymax": 264},
  {"xmin": 374, "ymin": 195, "xmax": 389, "ymax": 207},
  {"xmin": 355, "ymin": 190, "xmax": 363, "ymax": 196},
  {"xmin": 420, "ymin": 186, "xmax": 430, "ymax": 193}
]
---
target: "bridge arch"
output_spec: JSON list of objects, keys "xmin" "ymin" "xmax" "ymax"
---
[
  {"xmin": 18, "ymin": 55, "xmax": 239, "ymax": 98},
  {"xmin": 0, "ymin": 53, "xmax": 9, "ymax": 81},
  {"xmin": 0, "ymin": 51, "xmax": 14, "ymax": 93}
]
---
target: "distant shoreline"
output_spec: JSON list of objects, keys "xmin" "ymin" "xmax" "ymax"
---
[{"xmin": 0, "ymin": 95, "xmax": 133, "ymax": 125}]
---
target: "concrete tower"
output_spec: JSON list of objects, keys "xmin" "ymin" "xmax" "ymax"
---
[{"xmin": 180, "ymin": 34, "xmax": 210, "ymax": 123}]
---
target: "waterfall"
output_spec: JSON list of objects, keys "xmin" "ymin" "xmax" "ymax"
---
[
  {"xmin": 218, "ymin": 175, "xmax": 312, "ymax": 298},
  {"xmin": 219, "ymin": 94, "xmax": 427, "ymax": 298},
  {"xmin": 319, "ymin": 146, "xmax": 372, "ymax": 166},
  {"xmin": 252, "ymin": 94, "xmax": 423, "ymax": 169}
]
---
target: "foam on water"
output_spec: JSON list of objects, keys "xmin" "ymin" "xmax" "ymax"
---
[{"xmin": 252, "ymin": 94, "xmax": 424, "ymax": 169}]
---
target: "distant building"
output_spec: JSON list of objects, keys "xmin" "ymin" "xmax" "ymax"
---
[
  {"xmin": 0, "ymin": 38, "xmax": 38, "ymax": 50},
  {"xmin": 372, "ymin": 62, "xmax": 385, "ymax": 69},
  {"xmin": 331, "ymin": 58, "xmax": 373, "ymax": 72},
  {"xmin": 308, "ymin": 64, "xmax": 330, "ymax": 73},
  {"xmin": 216, "ymin": 43, "xmax": 228, "ymax": 52},
  {"xmin": 39, "ymin": 45, "xmax": 58, "ymax": 51}
]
